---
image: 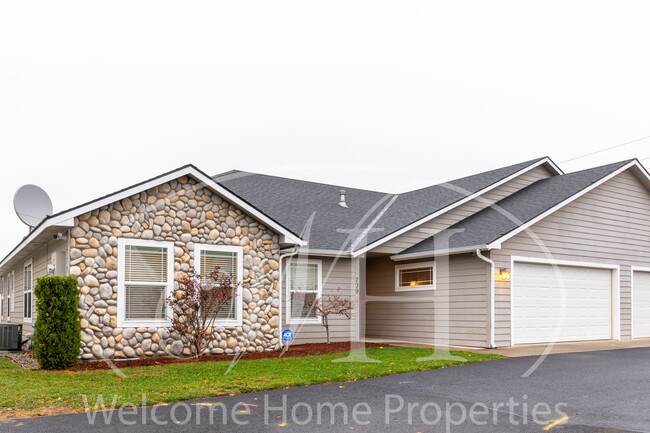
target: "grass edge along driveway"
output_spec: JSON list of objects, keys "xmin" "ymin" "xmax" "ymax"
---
[{"xmin": 1, "ymin": 346, "xmax": 502, "ymax": 419}]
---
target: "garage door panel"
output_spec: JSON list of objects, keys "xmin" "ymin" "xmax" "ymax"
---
[
  {"xmin": 513, "ymin": 262, "xmax": 613, "ymax": 345},
  {"xmin": 633, "ymin": 271, "xmax": 650, "ymax": 338}
]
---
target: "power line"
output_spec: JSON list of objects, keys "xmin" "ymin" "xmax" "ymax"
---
[{"xmin": 560, "ymin": 135, "xmax": 650, "ymax": 164}]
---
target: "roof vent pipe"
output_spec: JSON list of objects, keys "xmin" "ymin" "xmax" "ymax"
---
[{"xmin": 338, "ymin": 190, "xmax": 348, "ymax": 208}]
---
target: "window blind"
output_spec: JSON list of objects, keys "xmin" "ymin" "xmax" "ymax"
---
[
  {"xmin": 24, "ymin": 264, "xmax": 32, "ymax": 319},
  {"xmin": 125, "ymin": 245, "xmax": 167, "ymax": 283},
  {"xmin": 200, "ymin": 250, "xmax": 236, "ymax": 276},
  {"xmin": 199, "ymin": 249, "xmax": 237, "ymax": 320},
  {"xmin": 125, "ymin": 285, "xmax": 166, "ymax": 320},
  {"xmin": 122, "ymin": 243, "xmax": 170, "ymax": 322}
]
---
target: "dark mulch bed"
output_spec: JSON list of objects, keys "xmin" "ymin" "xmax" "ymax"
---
[{"xmin": 67, "ymin": 342, "xmax": 387, "ymax": 371}]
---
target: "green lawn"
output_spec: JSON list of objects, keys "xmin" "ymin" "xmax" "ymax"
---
[{"xmin": 0, "ymin": 347, "xmax": 502, "ymax": 419}]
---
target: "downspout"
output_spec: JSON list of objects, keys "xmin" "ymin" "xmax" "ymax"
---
[
  {"xmin": 475, "ymin": 249, "xmax": 496, "ymax": 348},
  {"xmin": 278, "ymin": 246, "xmax": 299, "ymax": 348}
]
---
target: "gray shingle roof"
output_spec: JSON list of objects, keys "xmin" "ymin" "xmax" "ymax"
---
[
  {"xmin": 398, "ymin": 159, "xmax": 634, "ymax": 256},
  {"xmin": 213, "ymin": 157, "xmax": 552, "ymax": 252}
]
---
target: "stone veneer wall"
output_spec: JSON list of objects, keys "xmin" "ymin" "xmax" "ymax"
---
[{"xmin": 71, "ymin": 176, "xmax": 281, "ymax": 360}]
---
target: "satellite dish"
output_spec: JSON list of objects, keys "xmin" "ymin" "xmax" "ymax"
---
[{"xmin": 14, "ymin": 184, "xmax": 53, "ymax": 229}]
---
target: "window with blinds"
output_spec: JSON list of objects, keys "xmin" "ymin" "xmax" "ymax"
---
[
  {"xmin": 194, "ymin": 245, "xmax": 243, "ymax": 324},
  {"xmin": 288, "ymin": 261, "xmax": 321, "ymax": 322},
  {"xmin": 199, "ymin": 249, "xmax": 238, "ymax": 320},
  {"xmin": 23, "ymin": 262, "xmax": 32, "ymax": 320},
  {"xmin": 120, "ymin": 242, "xmax": 172, "ymax": 324}
]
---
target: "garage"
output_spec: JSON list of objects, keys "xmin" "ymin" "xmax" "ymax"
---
[
  {"xmin": 512, "ymin": 261, "xmax": 616, "ymax": 345},
  {"xmin": 632, "ymin": 269, "xmax": 650, "ymax": 339}
]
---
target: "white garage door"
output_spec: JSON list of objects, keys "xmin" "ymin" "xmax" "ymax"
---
[
  {"xmin": 633, "ymin": 271, "xmax": 650, "ymax": 338},
  {"xmin": 513, "ymin": 262, "xmax": 613, "ymax": 344}
]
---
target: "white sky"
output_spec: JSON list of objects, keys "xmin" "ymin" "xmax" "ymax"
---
[{"xmin": 1, "ymin": 1, "xmax": 650, "ymax": 254}]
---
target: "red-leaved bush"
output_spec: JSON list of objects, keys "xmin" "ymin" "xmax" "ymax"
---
[{"xmin": 166, "ymin": 266, "xmax": 239, "ymax": 357}]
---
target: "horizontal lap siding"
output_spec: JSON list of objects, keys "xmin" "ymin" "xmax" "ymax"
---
[
  {"xmin": 365, "ymin": 254, "xmax": 489, "ymax": 347},
  {"xmin": 2, "ymin": 239, "xmax": 68, "ymax": 335},
  {"xmin": 492, "ymin": 169, "xmax": 650, "ymax": 346},
  {"xmin": 373, "ymin": 165, "xmax": 554, "ymax": 255},
  {"xmin": 287, "ymin": 257, "xmax": 356, "ymax": 344}
]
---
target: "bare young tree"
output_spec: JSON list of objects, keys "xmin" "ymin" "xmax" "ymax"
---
[
  {"xmin": 305, "ymin": 292, "xmax": 354, "ymax": 344},
  {"xmin": 166, "ymin": 266, "xmax": 239, "ymax": 357}
]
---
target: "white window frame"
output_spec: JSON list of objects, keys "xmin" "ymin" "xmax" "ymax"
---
[
  {"xmin": 23, "ymin": 259, "xmax": 33, "ymax": 323},
  {"xmin": 286, "ymin": 258, "xmax": 323, "ymax": 325},
  {"xmin": 8, "ymin": 272, "xmax": 14, "ymax": 314},
  {"xmin": 194, "ymin": 244, "xmax": 244, "ymax": 327},
  {"xmin": 0, "ymin": 276, "xmax": 4, "ymax": 321},
  {"xmin": 117, "ymin": 239, "xmax": 174, "ymax": 328},
  {"xmin": 395, "ymin": 261, "xmax": 436, "ymax": 292}
]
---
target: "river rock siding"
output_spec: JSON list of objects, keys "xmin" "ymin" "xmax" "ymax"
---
[{"xmin": 71, "ymin": 176, "xmax": 282, "ymax": 360}]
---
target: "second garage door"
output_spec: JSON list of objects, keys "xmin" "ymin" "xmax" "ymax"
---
[{"xmin": 512, "ymin": 262, "xmax": 614, "ymax": 345}]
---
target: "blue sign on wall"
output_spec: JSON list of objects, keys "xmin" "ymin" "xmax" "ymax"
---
[{"xmin": 281, "ymin": 329, "xmax": 294, "ymax": 342}]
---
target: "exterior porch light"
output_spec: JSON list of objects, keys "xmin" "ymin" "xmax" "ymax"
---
[{"xmin": 499, "ymin": 268, "xmax": 511, "ymax": 281}]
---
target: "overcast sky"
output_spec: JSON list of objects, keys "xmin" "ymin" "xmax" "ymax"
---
[{"xmin": 1, "ymin": 1, "xmax": 649, "ymax": 254}]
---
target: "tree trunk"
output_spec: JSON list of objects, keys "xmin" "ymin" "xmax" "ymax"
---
[{"xmin": 324, "ymin": 316, "xmax": 330, "ymax": 344}]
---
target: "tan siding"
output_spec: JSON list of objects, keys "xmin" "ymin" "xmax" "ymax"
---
[
  {"xmin": 492, "ymin": 169, "xmax": 650, "ymax": 346},
  {"xmin": 2, "ymin": 238, "xmax": 68, "ymax": 335},
  {"xmin": 286, "ymin": 257, "xmax": 356, "ymax": 344},
  {"xmin": 365, "ymin": 254, "xmax": 489, "ymax": 347},
  {"xmin": 373, "ymin": 165, "xmax": 554, "ymax": 254}
]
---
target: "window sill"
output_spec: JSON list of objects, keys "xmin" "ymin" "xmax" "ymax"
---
[
  {"xmin": 395, "ymin": 285, "xmax": 436, "ymax": 292},
  {"xmin": 287, "ymin": 318, "xmax": 322, "ymax": 325},
  {"xmin": 117, "ymin": 319, "xmax": 172, "ymax": 328},
  {"xmin": 23, "ymin": 318, "xmax": 32, "ymax": 324},
  {"xmin": 213, "ymin": 319, "xmax": 243, "ymax": 328}
]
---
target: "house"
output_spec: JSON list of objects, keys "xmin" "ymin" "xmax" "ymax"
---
[{"xmin": 1, "ymin": 156, "xmax": 650, "ymax": 359}]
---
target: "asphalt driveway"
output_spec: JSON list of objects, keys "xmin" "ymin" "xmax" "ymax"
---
[{"xmin": 2, "ymin": 347, "xmax": 650, "ymax": 432}]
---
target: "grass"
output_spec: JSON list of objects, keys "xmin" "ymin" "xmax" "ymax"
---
[{"xmin": 0, "ymin": 347, "xmax": 502, "ymax": 419}]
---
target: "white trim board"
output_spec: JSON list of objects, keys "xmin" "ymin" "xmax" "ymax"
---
[
  {"xmin": 0, "ymin": 165, "xmax": 305, "ymax": 273},
  {"xmin": 510, "ymin": 256, "xmax": 621, "ymax": 346},
  {"xmin": 630, "ymin": 266, "xmax": 650, "ymax": 340},
  {"xmin": 353, "ymin": 157, "xmax": 561, "ymax": 257}
]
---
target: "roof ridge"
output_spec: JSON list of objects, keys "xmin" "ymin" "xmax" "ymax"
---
[
  {"xmin": 213, "ymin": 157, "xmax": 553, "ymax": 198},
  {"xmin": 213, "ymin": 170, "xmax": 390, "ymax": 194},
  {"xmin": 401, "ymin": 157, "xmax": 550, "ymax": 195},
  {"xmin": 562, "ymin": 158, "xmax": 635, "ymax": 176}
]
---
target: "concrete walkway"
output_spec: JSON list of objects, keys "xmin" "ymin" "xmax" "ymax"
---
[
  {"xmin": 484, "ymin": 338, "xmax": 650, "ymax": 357},
  {"xmin": 367, "ymin": 337, "xmax": 650, "ymax": 357}
]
